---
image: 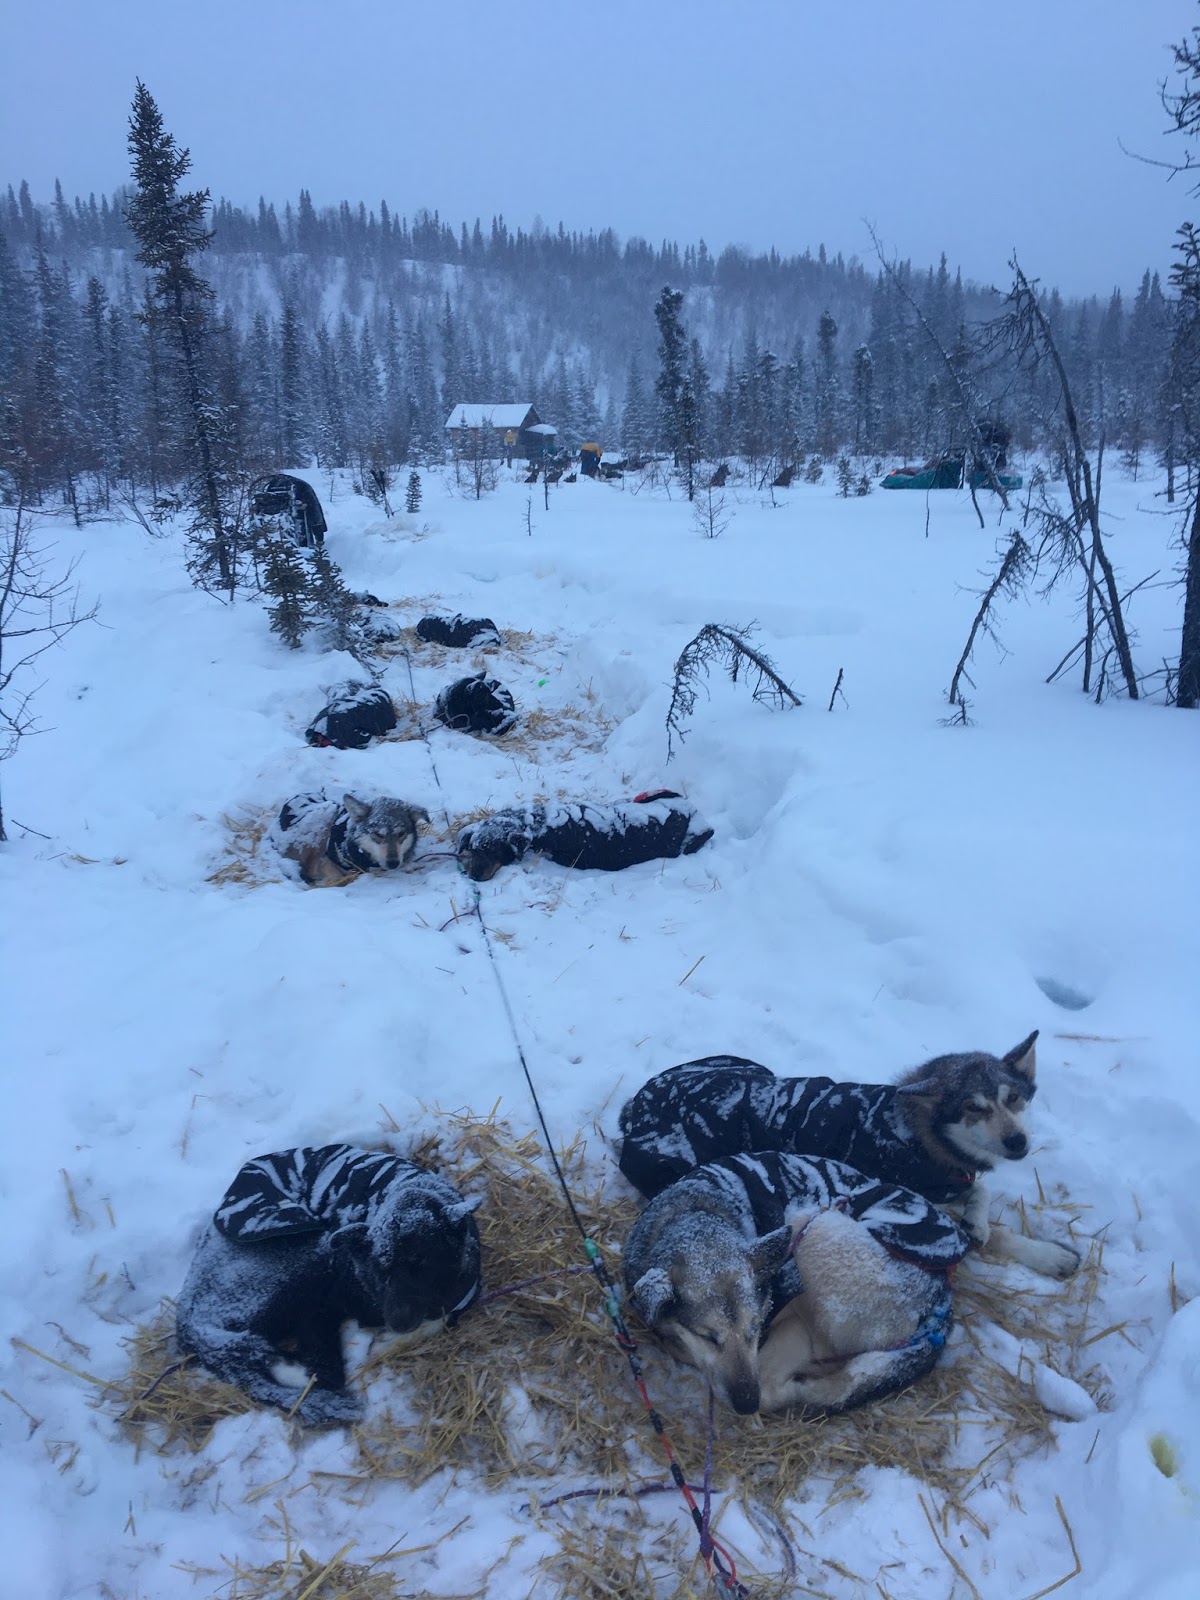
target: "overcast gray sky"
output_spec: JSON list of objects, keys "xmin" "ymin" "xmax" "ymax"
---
[{"xmin": 2, "ymin": 0, "xmax": 1194, "ymax": 297}]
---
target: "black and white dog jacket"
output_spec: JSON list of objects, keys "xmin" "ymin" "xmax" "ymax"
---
[
  {"xmin": 175, "ymin": 1145, "xmax": 482, "ymax": 1424},
  {"xmin": 625, "ymin": 1150, "xmax": 970, "ymax": 1318},
  {"xmin": 456, "ymin": 793, "xmax": 714, "ymax": 881},
  {"xmin": 434, "ymin": 673, "xmax": 518, "ymax": 736},
  {"xmin": 619, "ymin": 1056, "xmax": 978, "ymax": 1206},
  {"xmin": 305, "ymin": 681, "xmax": 397, "ymax": 750},
  {"xmin": 416, "ymin": 613, "xmax": 500, "ymax": 648}
]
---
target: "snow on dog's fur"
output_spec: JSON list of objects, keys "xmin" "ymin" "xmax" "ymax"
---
[
  {"xmin": 456, "ymin": 794, "xmax": 714, "ymax": 881},
  {"xmin": 623, "ymin": 1151, "xmax": 968, "ymax": 1416},
  {"xmin": 617, "ymin": 1034, "xmax": 1079, "ymax": 1279},
  {"xmin": 175, "ymin": 1145, "xmax": 482, "ymax": 1425},
  {"xmin": 304, "ymin": 680, "xmax": 397, "ymax": 750},
  {"xmin": 271, "ymin": 791, "xmax": 430, "ymax": 886}
]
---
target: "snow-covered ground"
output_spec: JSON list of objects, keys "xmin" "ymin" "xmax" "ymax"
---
[{"xmin": 2, "ymin": 465, "xmax": 1197, "ymax": 1598}]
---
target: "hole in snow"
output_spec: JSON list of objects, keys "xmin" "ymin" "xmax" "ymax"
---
[{"xmin": 1034, "ymin": 976, "xmax": 1093, "ymax": 1011}]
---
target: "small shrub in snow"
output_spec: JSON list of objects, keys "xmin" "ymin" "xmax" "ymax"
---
[{"xmin": 804, "ymin": 456, "xmax": 824, "ymax": 484}]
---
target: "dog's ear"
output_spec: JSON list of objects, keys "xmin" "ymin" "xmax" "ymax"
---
[
  {"xmin": 445, "ymin": 1196, "xmax": 482, "ymax": 1221},
  {"xmin": 1003, "ymin": 1030, "xmax": 1039, "ymax": 1087},
  {"xmin": 329, "ymin": 1222, "xmax": 370, "ymax": 1260},
  {"xmin": 747, "ymin": 1225, "xmax": 794, "ymax": 1283},
  {"xmin": 342, "ymin": 793, "xmax": 371, "ymax": 822},
  {"xmin": 631, "ymin": 1266, "xmax": 676, "ymax": 1324}
]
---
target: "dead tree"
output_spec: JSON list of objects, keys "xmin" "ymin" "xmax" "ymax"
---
[
  {"xmin": 995, "ymin": 258, "xmax": 1139, "ymax": 699},
  {"xmin": 0, "ymin": 498, "xmax": 98, "ymax": 839},
  {"xmin": 666, "ymin": 623, "xmax": 801, "ymax": 759},
  {"xmin": 946, "ymin": 532, "xmax": 1032, "ymax": 714}
]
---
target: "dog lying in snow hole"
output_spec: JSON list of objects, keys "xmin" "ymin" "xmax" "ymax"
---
[
  {"xmin": 433, "ymin": 672, "xmax": 518, "ymax": 736},
  {"xmin": 617, "ymin": 1035, "xmax": 1080, "ymax": 1279},
  {"xmin": 305, "ymin": 681, "xmax": 397, "ymax": 750},
  {"xmin": 416, "ymin": 613, "xmax": 501, "ymax": 648},
  {"xmin": 623, "ymin": 1150, "xmax": 969, "ymax": 1415},
  {"xmin": 175, "ymin": 1144, "xmax": 482, "ymax": 1425},
  {"xmin": 272, "ymin": 791, "xmax": 430, "ymax": 886},
  {"xmin": 456, "ymin": 790, "xmax": 714, "ymax": 881}
]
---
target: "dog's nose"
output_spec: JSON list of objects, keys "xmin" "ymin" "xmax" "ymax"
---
[
  {"xmin": 726, "ymin": 1380, "xmax": 761, "ymax": 1416},
  {"xmin": 1003, "ymin": 1132, "xmax": 1028, "ymax": 1158}
]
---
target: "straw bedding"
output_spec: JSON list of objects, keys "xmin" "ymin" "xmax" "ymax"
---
[{"xmin": 97, "ymin": 1113, "xmax": 1107, "ymax": 1597}]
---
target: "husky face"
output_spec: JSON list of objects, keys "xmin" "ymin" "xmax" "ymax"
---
[
  {"xmin": 342, "ymin": 793, "xmax": 430, "ymax": 870},
  {"xmin": 330, "ymin": 1192, "xmax": 482, "ymax": 1335},
  {"xmin": 630, "ymin": 1221, "xmax": 793, "ymax": 1414},
  {"xmin": 901, "ymin": 1031, "xmax": 1039, "ymax": 1173}
]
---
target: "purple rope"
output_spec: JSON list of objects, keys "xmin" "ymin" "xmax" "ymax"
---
[
  {"xmin": 533, "ymin": 1480, "xmax": 712, "ymax": 1513},
  {"xmin": 476, "ymin": 1263, "xmax": 591, "ymax": 1306},
  {"xmin": 700, "ymin": 1386, "xmax": 716, "ymax": 1559}
]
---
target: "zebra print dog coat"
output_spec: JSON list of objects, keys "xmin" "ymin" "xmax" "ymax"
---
[
  {"xmin": 176, "ymin": 1145, "xmax": 482, "ymax": 1425},
  {"xmin": 618, "ymin": 1055, "xmax": 980, "ymax": 1206}
]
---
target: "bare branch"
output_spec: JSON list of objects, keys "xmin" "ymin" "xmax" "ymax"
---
[{"xmin": 666, "ymin": 622, "xmax": 801, "ymax": 759}]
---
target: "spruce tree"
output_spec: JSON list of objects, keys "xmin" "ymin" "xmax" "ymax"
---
[
  {"xmin": 406, "ymin": 469, "xmax": 422, "ymax": 514},
  {"xmin": 653, "ymin": 285, "xmax": 688, "ymax": 460},
  {"xmin": 125, "ymin": 82, "xmax": 233, "ymax": 590},
  {"xmin": 261, "ymin": 531, "xmax": 317, "ymax": 648}
]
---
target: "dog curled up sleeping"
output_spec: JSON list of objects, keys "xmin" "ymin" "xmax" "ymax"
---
[
  {"xmin": 176, "ymin": 1145, "xmax": 482, "ymax": 1425},
  {"xmin": 623, "ymin": 1151, "xmax": 970, "ymax": 1416},
  {"xmin": 618, "ymin": 1035, "xmax": 1079, "ymax": 1279},
  {"xmin": 305, "ymin": 681, "xmax": 397, "ymax": 751},
  {"xmin": 457, "ymin": 791, "xmax": 714, "ymax": 881},
  {"xmin": 272, "ymin": 791, "xmax": 430, "ymax": 886}
]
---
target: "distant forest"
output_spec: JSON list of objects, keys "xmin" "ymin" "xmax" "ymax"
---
[{"xmin": 0, "ymin": 174, "xmax": 1176, "ymax": 512}]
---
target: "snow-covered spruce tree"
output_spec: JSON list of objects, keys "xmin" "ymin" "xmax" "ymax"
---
[
  {"xmin": 309, "ymin": 543, "xmax": 361, "ymax": 652},
  {"xmin": 654, "ymin": 285, "xmax": 688, "ymax": 463},
  {"xmin": 816, "ymin": 310, "xmax": 840, "ymax": 458},
  {"xmin": 260, "ymin": 529, "xmax": 317, "ymax": 648},
  {"xmin": 836, "ymin": 454, "xmax": 854, "ymax": 497},
  {"xmin": 405, "ymin": 470, "xmax": 422, "ymax": 514},
  {"xmin": 125, "ymin": 81, "xmax": 234, "ymax": 593}
]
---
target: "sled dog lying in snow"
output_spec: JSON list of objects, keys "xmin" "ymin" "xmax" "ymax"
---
[
  {"xmin": 273, "ymin": 791, "xmax": 430, "ymax": 886},
  {"xmin": 623, "ymin": 1151, "xmax": 970, "ymax": 1415},
  {"xmin": 176, "ymin": 1145, "xmax": 482, "ymax": 1425},
  {"xmin": 433, "ymin": 672, "xmax": 518, "ymax": 736},
  {"xmin": 415, "ymin": 613, "xmax": 501, "ymax": 649},
  {"xmin": 617, "ymin": 1034, "xmax": 1079, "ymax": 1280},
  {"xmin": 456, "ymin": 791, "xmax": 714, "ymax": 881},
  {"xmin": 305, "ymin": 681, "xmax": 397, "ymax": 750}
]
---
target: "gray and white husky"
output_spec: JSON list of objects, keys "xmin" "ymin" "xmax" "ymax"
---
[
  {"xmin": 272, "ymin": 792, "xmax": 430, "ymax": 886},
  {"xmin": 618, "ymin": 1033, "xmax": 1079, "ymax": 1280},
  {"xmin": 623, "ymin": 1151, "xmax": 970, "ymax": 1416}
]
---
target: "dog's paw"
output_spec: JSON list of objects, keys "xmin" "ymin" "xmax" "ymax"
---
[
  {"xmin": 964, "ymin": 1216, "xmax": 991, "ymax": 1248},
  {"xmin": 1033, "ymin": 1239, "xmax": 1081, "ymax": 1280}
]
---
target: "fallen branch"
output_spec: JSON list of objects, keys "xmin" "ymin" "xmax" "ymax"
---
[{"xmin": 948, "ymin": 532, "xmax": 1031, "ymax": 708}]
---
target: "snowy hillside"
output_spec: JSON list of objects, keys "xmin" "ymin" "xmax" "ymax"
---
[{"xmin": 2, "ymin": 467, "xmax": 1197, "ymax": 1599}]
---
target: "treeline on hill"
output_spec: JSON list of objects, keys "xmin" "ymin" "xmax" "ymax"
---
[{"xmin": 0, "ymin": 167, "xmax": 1178, "ymax": 522}]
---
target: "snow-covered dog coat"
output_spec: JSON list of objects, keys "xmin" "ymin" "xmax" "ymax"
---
[
  {"xmin": 305, "ymin": 681, "xmax": 397, "ymax": 750},
  {"xmin": 618, "ymin": 1055, "xmax": 980, "ymax": 1205},
  {"xmin": 456, "ymin": 793, "xmax": 714, "ymax": 881},
  {"xmin": 176, "ymin": 1145, "xmax": 482, "ymax": 1425},
  {"xmin": 416, "ymin": 613, "xmax": 500, "ymax": 648},
  {"xmin": 625, "ymin": 1149, "xmax": 969, "ymax": 1320},
  {"xmin": 434, "ymin": 672, "xmax": 518, "ymax": 735}
]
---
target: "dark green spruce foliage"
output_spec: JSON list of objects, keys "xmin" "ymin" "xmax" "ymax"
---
[
  {"xmin": 261, "ymin": 531, "xmax": 317, "ymax": 648},
  {"xmin": 125, "ymin": 81, "xmax": 235, "ymax": 592},
  {"xmin": 405, "ymin": 470, "xmax": 422, "ymax": 514}
]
